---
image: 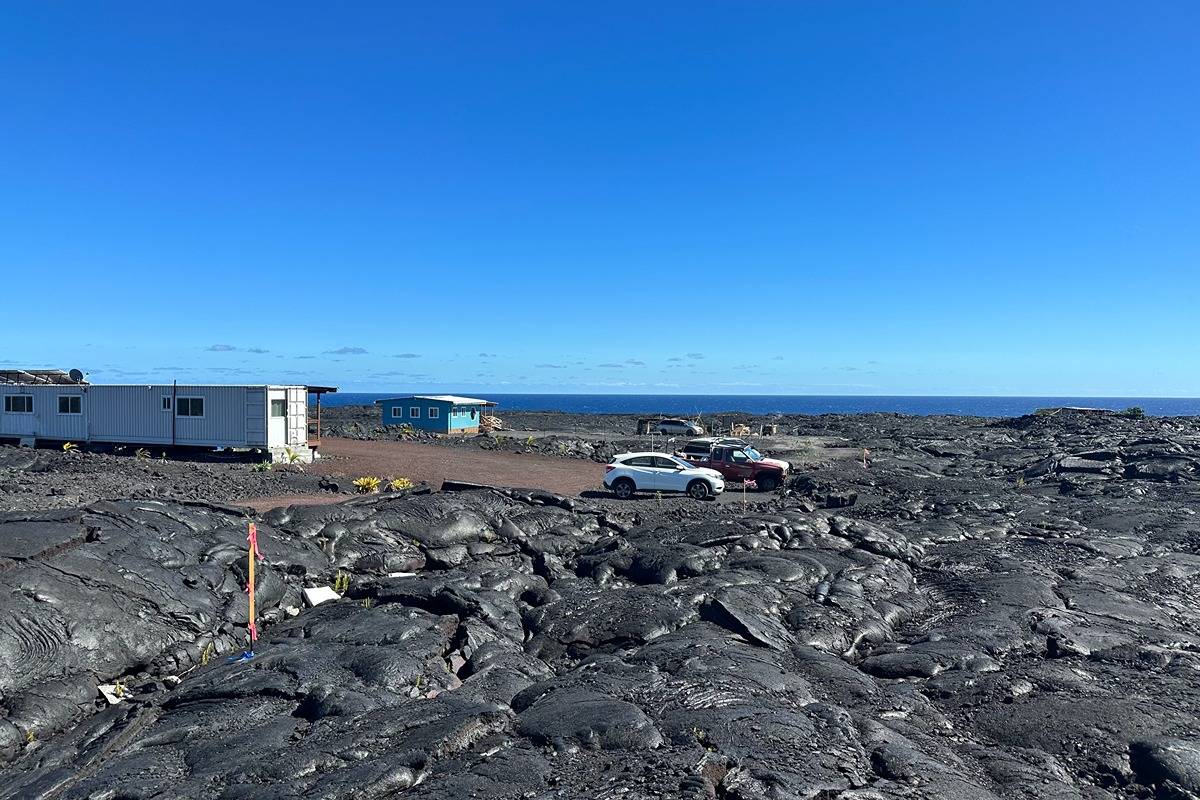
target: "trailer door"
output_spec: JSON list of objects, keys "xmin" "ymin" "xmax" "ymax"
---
[
  {"xmin": 266, "ymin": 389, "xmax": 287, "ymax": 447},
  {"xmin": 286, "ymin": 387, "xmax": 307, "ymax": 446}
]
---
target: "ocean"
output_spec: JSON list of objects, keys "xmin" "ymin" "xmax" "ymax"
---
[{"xmin": 316, "ymin": 393, "xmax": 1200, "ymax": 417}]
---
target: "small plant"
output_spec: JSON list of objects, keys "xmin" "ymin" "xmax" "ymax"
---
[
  {"xmin": 62, "ymin": 442, "xmax": 79, "ymax": 453},
  {"xmin": 200, "ymin": 642, "xmax": 214, "ymax": 667},
  {"xmin": 1015, "ymin": 475, "xmax": 1026, "ymax": 488},
  {"xmin": 389, "ymin": 477, "xmax": 414, "ymax": 492},
  {"xmin": 412, "ymin": 673, "xmax": 425, "ymax": 689},
  {"xmin": 333, "ymin": 570, "xmax": 351, "ymax": 594},
  {"xmin": 112, "ymin": 679, "xmax": 127, "ymax": 698},
  {"xmin": 353, "ymin": 476, "xmax": 381, "ymax": 494},
  {"xmin": 655, "ymin": 490, "xmax": 663, "ymax": 504},
  {"xmin": 24, "ymin": 730, "xmax": 34, "ymax": 745},
  {"xmin": 134, "ymin": 447, "xmax": 150, "ymax": 460},
  {"xmin": 1123, "ymin": 406, "xmax": 1146, "ymax": 419},
  {"xmin": 361, "ymin": 597, "xmax": 374, "ymax": 609},
  {"xmin": 283, "ymin": 447, "xmax": 305, "ymax": 470},
  {"xmin": 251, "ymin": 461, "xmax": 273, "ymax": 472},
  {"xmin": 525, "ymin": 436, "xmax": 535, "ymax": 447}
]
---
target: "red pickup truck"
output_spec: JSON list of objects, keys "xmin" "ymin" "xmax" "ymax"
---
[{"xmin": 678, "ymin": 443, "xmax": 790, "ymax": 491}]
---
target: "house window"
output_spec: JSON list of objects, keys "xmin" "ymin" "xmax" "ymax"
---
[
  {"xmin": 161, "ymin": 396, "xmax": 172, "ymax": 411},
  {"xmin": 428, "ymin": 407, "xmax": 440, "ymax": 419},
  {"xmin": 391, "ymin": 406, "xmax": 402, "ymax": 419},
  {"xmin": 3, "ymin": 395, "xmax": 33, "ymax": 413},
  {"xmin": 270, "ymin": 399, "xmax": 287, "ymax": 417},
  {"xmin": 409, "ymin": 407, "xmax": 421, "ymax": 418},
  {"xmin": 58, "ymin": 396, "xmax": 82, "ymax": 415},
  {"xmin": 177, "ymin": 397, "xmax": 205, "ymax": 417}
]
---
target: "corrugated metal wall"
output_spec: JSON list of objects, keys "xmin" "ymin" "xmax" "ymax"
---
[
  {"xmin": 246, "ymin": 388, "xmax": 267, "ymax": 446},
  {"xmin": 0, "ymin": 386, "xmax": 86, "ymax": 439},
  {"xmin": 88, "ymin": 385, "xmax": 247, "ymax": 446}
]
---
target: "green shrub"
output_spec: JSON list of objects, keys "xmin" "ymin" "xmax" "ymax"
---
[{"xmin": 333, "ymin": 570, "xmax": 351, "ymax": 594}]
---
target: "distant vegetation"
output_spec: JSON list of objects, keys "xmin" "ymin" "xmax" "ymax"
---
[{"xmin": 1122, "ymin": 406, "xmax": 1146, "ymax": 419}]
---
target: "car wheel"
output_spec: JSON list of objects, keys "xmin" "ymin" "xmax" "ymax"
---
[
  {"xmin": 612, "ymin": 478, "xmax": 636, "ymax": 499},
  {"xmin": 756, "ymin": 474, "xmax": 778, "ymax": 492},
  {"xmin": 687, "ymin": 480, "xmax": 711, "ymax": 500}
]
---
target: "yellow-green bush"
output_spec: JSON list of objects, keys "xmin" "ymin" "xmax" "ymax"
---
[{"xmin": 353, "ymin": 476, "xmax": 381, "ymax": 494}]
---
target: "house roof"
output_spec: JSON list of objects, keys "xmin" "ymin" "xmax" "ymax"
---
[{"xmin": 375, "ymin": 395, "xmax": 496, "ymax": 406}]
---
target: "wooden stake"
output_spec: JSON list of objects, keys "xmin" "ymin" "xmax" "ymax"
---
[{"xmin": 247, "ymin": 523, "xmax": 259, "ymax": 643}]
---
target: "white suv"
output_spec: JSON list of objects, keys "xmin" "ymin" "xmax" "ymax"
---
[
  {"xmin": 654, "ymin": 418, "xmax": 704, "ymax": 436},
  {"xmin": 604, "ymin": 452, "xmax": 725, "ymax": 500}
]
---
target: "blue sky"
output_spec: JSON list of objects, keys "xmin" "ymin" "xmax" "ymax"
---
[{"xmin": 2, "ymin": 2, "xmax": 1197, "ymax": 395}]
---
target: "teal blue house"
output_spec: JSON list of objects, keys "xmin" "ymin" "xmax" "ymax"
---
[{"xmin": 375, "ymin": 394, "xmax": 496, "ymax": 434}]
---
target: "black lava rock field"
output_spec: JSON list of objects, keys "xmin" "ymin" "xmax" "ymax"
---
[
  {"xmin": 2, "ymin": 409, "xmax": 1200, "ymax": 799},
  {"xmin": 0, "ymin": 446, "xmax": 329, "ymax": 513}
]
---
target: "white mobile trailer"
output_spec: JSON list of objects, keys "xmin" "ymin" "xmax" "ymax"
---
[{"xmin": 0, "ymin": 384, "xmax": 315, "ymax": 462}]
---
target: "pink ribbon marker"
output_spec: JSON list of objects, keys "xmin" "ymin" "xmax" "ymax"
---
[{"xmin": 247, "ymin": 523, "xmax": 262, "ymax": 559}]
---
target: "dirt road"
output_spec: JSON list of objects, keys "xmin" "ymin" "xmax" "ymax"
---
[{"xmin": 310, "ymin": 437, "xmax": 604, "ymax": 497}]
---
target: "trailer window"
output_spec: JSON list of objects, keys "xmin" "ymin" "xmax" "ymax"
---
[
  {"xmin": 391, "ymin": 406, "xmax": 402, "ymax": 419},
  {"xmin": 177, "ymin": 397, "xmax": 204, "ymax": 417},
  {"xmin": 161, "ymin": 396, "xmax": 172, "ymax": 411},
  {"xmin": 428, "ymin": 407, "xmax": 440, "ymax": 419},
  {"xmin": 58, "ymin": 396, "xmax": 82, "ymax": 414},
  {"xmin": 270, "ymin": 399, "xmax": 287, "ymax": 417},
  {"xmin": 410, "ymin": 406, "xmax": 421, "ymax": 418},
  {"xmin": 3, "ymin": 395, "xmax": 33, "ymax": 414}
]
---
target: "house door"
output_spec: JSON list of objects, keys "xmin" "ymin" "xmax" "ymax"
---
[{"xmin": 268, "ymin": 390, "xmax": 288, "ymax": 446}]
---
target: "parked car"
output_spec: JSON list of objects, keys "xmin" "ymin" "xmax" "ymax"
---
[
  {"xmin": 654, "ymin": 418, "xmax": 704, "ymax": 436},
  {"xmin": 678, "ymin": 436, "xmax": 749, "ymax": 456},
  {"xmin": 678, "ymin": 442, "xmax": 790, "ymax": 491},
  {"xmin": 604, "ymin": 452, "xmax": 725, "ymax": 500}
]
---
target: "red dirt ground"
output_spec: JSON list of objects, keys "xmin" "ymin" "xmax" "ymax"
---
[{"xmin": 238, "ymin": 438, "xmax": 605, "ymax": 510}]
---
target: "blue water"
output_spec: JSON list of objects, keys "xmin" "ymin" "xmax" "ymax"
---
[{"xmin": 316, "ymin": 393, "xmax": 1200, "ymax": 418}]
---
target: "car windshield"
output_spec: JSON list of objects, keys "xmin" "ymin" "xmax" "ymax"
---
[{"xmin": 744, "ymin": 447, "xmax": 763, "ymax": 461}]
